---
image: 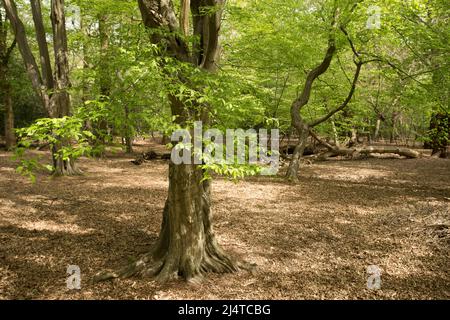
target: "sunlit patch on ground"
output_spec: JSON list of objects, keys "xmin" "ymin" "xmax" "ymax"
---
[{"xmin": 0, "ymin": 146, "xmax": 449, "ymax": 299}]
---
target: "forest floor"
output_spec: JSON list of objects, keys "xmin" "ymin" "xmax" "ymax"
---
[{"xmin": 0, "ymin": 141, "xmax": 449, "ymax": 300}]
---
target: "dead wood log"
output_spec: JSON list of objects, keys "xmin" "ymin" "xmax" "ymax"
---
[
  {"xmin": 131, "ymin": 150, "xmax": 171, "ymax": 165},
  {"xmin": 317, "ymin": 146, "xmax": 421, "ymax": 160}
]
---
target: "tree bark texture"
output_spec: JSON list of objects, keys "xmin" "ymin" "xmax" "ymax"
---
[
  {"xmin": 93, "ymin": 0, "xmax": 249, "ymax": 283},
  {"xmin": 3, "ymin": 0, "xmax": 78, "ymax": 175},
  {"xmin": 0, "ymin": 8, "xmax": 16, "ymax": 149}
]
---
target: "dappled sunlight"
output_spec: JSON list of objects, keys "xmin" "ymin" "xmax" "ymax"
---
[
  {"xmin": 0, "ymin": 150, "xmax": 449, "ymax": 299},
  {"xmin": 309, "ymin": 166, "xmax": 392, "ymax": 183},
  {"xmin": 214, "ymin": 180, "xmax": 288, "ymax": 202},
  {"xmin": 19, "ymin": 220, "xmax": 95, "ymax": 235}
]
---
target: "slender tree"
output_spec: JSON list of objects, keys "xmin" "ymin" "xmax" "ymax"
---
[
  {"xmin": 0, "ymin": 5, "xmax": 16, "ymax": 149},
  {"xmin": 2, "ymin": 0, "xmax": 78, "ymax": 175},
  {"xmin": 286, "ymin": 5, "xmax": 371, "ymax": 181}
]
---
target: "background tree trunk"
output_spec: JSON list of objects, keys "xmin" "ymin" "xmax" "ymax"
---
[
  {"xmin": 286, "ymin": 10, "xmax": 338, "ymax": 181},
  {"xmin": 180, "ymin": 0, "xmax": 190, "ymax": 36},
  {"xmin": 0, "ymin": 6, "xmax": 16, "ymax": 149},
  {"xmin": 318, "ymin": 145, "xmax": 421, "ymax": 160},
  {"xmin": 3, "ymin": 81, "xmax": 15, "ymax": 149},
  {"xmin": 50, "ymin": 0, "xmax": 79, "ymax": 175},
  {"xmin": 124, "ymin": 105, "xmax": 133, "ymax": 153},
  {"xmin": 390, "ymin": 111, "xmax": 400, "ymax": 144},
  {"xmin": 286, "ymin": 121, "xmax": 309, "ymax": 181},
  {"xmin": 2, "ymin": 0, "xmax": 48, "ymax": 106},
  {"xmin": 3, "ymin": 0, "xmax": 78, "ymax": 175},
  {"xmin": 286, "ymin": 22, "xmax": 364, "ymax": 181},
  {"xmin": 93, "ymin": 14, "xmax": 111, "ymax": 147},
  {"xmin": 425, "ymin": 113, "xmax": 450, "ymax": 158},
  {"xmin": 331, "ymin": 120, "xmax": 340, "ymax": 147},
  {"xmin": 50, "ymin": 0, "xmax": 71, "ymax": 118},
  {"xmin": 374, "ymin": 117, "xmax": 382, "ymax": 141},
  {"xmin": 30, "ymin": 0, "xmax": 54, "ymax": 90}
]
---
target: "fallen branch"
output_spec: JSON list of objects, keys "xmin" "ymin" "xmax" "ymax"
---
[
  {"xmin": 131, "ymin": 150, "xmax": 171, "ymax": 165},
  {"xmin": 317, "ymin": 146, "xmax": 422, "ymax": 160}
]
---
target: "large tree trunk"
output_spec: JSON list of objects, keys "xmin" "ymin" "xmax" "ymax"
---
[
  {"xmin": 95, "ymin": 163, "xmax": 243, "ymax": 282},
  {"xmin": 153, "ymin": 163, "xmax": 240, "ymax": 280},
  {"xmin": 155, "ymin": 163, "xmax": 241, "ymax": 281},
  {"xmin": 93, "ymin": 0, "xmax": 249, "ymax": 283}
]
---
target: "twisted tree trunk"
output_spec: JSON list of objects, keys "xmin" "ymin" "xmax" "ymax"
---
[
  {"xmin": 286, "ymin": 20, "xmax": 367, "ymax": 181},
  {"xmin": 286, "ymin": 10, "xmax": 338, "ymax": 182}
]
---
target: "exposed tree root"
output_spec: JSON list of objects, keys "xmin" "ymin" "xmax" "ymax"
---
[
  {"xmin": 94, "ymin": 163, "xmax": 255, "ymax": 284},
  {"xmin": 53, "ymin": 158, "xmax": 82, "ymax": 176},
  {"xmin": 93, "ymin": 241, "xmax": 254, "ymax": 284}
]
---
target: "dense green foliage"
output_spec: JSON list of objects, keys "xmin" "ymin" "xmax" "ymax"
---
[{"xmin": 1, "ymin": 0, "xmax": 449, "ymax": 177}]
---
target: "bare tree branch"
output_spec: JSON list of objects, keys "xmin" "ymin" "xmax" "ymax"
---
[{"xmin": 309, "ymin": 61, "xmax": 363, "ymax": 127}]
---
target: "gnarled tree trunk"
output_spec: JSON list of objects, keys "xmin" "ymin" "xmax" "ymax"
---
[
  {"xmin": 286, "ymin": 10, "xmax": 338, "ymax": 182},
  {"xmin": 94, "ymin": 0, "xmax": 249, "ymax": 283},
  {"xmin": 96, "ymin": 163, "xmax": 242, "ymax": 282}
]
